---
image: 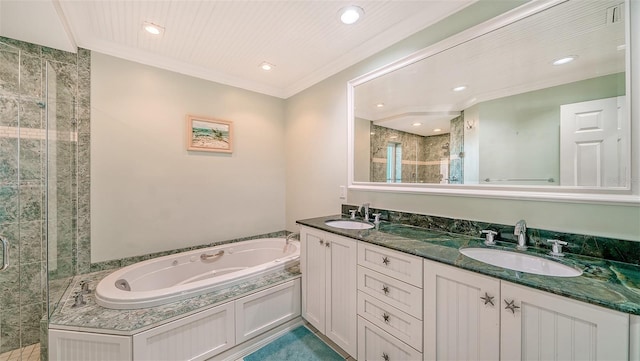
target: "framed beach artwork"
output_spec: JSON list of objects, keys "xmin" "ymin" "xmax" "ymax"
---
[{"xmin": 186, "ymin": 115, "xmax": 233, "ymax": 153}]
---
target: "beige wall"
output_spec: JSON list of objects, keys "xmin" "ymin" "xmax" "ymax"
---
[
  {"xmin": 285, "ymin": 1, "xmax": 640, "ymax": 241},
  {"xmin": 91, "ymin": 53, "xmax": 286, "ymax": 262}
]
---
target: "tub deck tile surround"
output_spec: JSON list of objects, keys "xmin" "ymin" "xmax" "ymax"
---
[
  {"xmin": 48, "ymin": 265, "xmax": 300, "ymax": 334},
  {"xmin": 299, "ymin": 214, "xmax": 640, "ymax": 316}
]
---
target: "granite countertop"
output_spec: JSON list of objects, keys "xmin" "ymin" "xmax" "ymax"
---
[
  {"xmin": 49, "ymin": 265, "xmax": 301, "ymax": 335},
  {"xmin": 297, "ymin": 215, "xmax": 640, "ymax": 316}
]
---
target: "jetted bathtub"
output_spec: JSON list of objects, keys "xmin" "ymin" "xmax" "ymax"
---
[{"xmin": 95, "ymin": 238, "xmax": 300, "ymax": 309}]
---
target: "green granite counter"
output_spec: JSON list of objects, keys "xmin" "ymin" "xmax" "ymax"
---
[
  {"xmin": 297, "ymin": 215, "xmax": 640, "ymax": 316},
  {"xmin": 49, "ymin": 265, "xmax": 301, "ymax": 335}
]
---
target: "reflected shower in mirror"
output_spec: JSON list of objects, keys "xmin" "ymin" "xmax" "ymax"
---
[{"xmin": 352, "ymin": 0, "xmax": 629, "ymax": 189}]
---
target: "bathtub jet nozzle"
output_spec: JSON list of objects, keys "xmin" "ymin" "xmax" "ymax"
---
[{"xmin": 115, "ymin": 279, "xmax": 131, "ymax": 291}]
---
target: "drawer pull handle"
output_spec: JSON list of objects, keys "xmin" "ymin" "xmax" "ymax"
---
[
  {"xmin": 382, "ymin": 285, "xmax": 389, "ymax": 295},
  {"xmin": 319, "ymin": 239, "xmax": 324, "ymax": 245},
  {"xmin": 325, "ymin": 242, "xmax": 330, "ymax": 248},
  {"xmin": 382, "ymin": 313, "xmax": 390, "ymax": 323},
  {"xmin": 382, "ymin": 352, "xmax": 390, "ymax": 361},
  {"xmin": 480, "ymin": 292, "xmax": 495, "ymax": 306},
  {"xmin": 504, "ymin": 299, "xmax": 520, "ymax": 314},
  {"xmin": 382, "ymin": 256, "xmax": 390, "ymax": 265}
]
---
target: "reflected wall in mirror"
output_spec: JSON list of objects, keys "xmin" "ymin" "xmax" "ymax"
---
[{"xmin": 351, "ymin": 0, "xmax": 630, "ymax": 190}]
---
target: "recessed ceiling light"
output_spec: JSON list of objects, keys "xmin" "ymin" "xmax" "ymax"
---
[
  {"xmin": 412, "ymin": 122, "xmax": 422, "ymax": 126},
  {"xmin": 452, "ymin": 85, "xmax": 467, "ymax": 92},
  {"xmin": 143, "ymin": 22, "xmax": 164, "ymax": 36},
  {"xmin": 376, "ymin": 103, "xmax": 384, "ymax": 108},
  {"xmin": 552, "ymin": 56, "xmax": 577, "ymax": 65},
  {"xmin": 339, "ymin": 6, "xmax": 364, "ymax": 25},
  {"xmin": 433, "ymin": 128, "xmax": 442, "ymax": 132},
  {"xmin": 260, "ymin": 62, "xmax": 275, "ymax": 71}
]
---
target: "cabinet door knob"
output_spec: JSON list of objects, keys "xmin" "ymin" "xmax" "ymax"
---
[
  {"xmin": 504, "ymin": 299, "xmax": 520, "ymax": 314},
  {"xmin": 382, "ymin": 256, "xmax": 390, "ymax": 265},
  {"xmin": 325, "ymin": 242, "xmax": 330, "ymax": 248},
  {"xmin": 480, "ymin": 292, "xmax": 495, "ymax": 306},
  {"xmin": 319, "ymin": 239, "xmax": 324, "ymax": 245},
  {"xmin": 382, "ymin": 313, "xmax": 390, "ymax": 323},
  {"xmin": 382, "ymin": 352, "xmax": 390, "ymax": 361},
  {"xmin": 382, "ymin": 285, "xmax": 390, "ymax": 295}
]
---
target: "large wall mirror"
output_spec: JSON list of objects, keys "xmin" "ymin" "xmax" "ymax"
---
[{"xmin": 348, "ymin": 0, "xmax": 639, "ymax": 204}]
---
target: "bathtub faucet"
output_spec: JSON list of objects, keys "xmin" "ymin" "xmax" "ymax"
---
[{"xmin": 285, "ymin": 232, "xmax": 299, "ymax": 245}]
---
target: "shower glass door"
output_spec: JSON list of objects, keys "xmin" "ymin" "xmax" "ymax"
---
[{"xmin": 45, "ymin": 61, "xmax": 77, "ymax": 317}]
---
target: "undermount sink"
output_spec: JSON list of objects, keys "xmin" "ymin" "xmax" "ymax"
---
[
  {"xmin": 325, "ymin": 220, "xmax": 375, "ymax": 230},
  {"xmin": 459, "ymin": 247, "xmax": 582, "ymax": 277}
]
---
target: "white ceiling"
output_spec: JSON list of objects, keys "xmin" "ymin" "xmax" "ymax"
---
[{"xmin": 0, "ymin": 0, "xmax": 476, "ymax": 99}]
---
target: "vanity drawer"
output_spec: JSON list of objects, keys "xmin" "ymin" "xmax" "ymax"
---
[
  {"xmin": 358, "ymin": 242, "xmax": 423, "ymax": 287},
  {"xmin": 358, "ymin": 316, "xmax": 422, "ymax": 361},
  {"xmin": 357, "ymin": 291, "xmax": 422, "ymax": 351},
  {"xmin": 358, "ymin": 266, "xmax": 422, "ymax": 319}
]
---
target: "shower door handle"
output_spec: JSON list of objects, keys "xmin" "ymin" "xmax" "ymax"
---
[{"xmin": 0, "ymin": 236, "xmax": 8, "ymax": 271}]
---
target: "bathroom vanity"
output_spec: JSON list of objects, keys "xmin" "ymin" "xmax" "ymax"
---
[{"xmin": 297, "ymin": 215, "xmax": 640, "ymax": 361}]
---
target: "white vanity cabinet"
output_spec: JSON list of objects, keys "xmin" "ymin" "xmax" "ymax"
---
[
  {"xmin": 300, "ymin": 226, "xmax": 357, "ymax": 357},
  {"xmin": 501, "ymin": 281, "xmax": 629, "ymax": 361},
  {"xmin": 424, "ymin": 259, "xmax": 631, "ymax": 361},
  {"xmin": 423, "ymin": 259, "xmax": 500, "ymax": 361},
  {"xmin": 357, "ymin": 242, "xmax": 424, "ymax": 360}
]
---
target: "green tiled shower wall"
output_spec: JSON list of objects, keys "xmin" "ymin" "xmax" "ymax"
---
[
  {"xmin": 369, "ymin": 113, "xmax": 464, "ymax": 184},
  {"xmin": 0, "ymin": 37, "xmax": 90, "ymax": 354}
]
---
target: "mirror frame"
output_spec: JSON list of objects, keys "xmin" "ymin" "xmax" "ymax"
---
[{"xmin": 347, "ymin": 0, "xmax": 639, "ymax": 205}]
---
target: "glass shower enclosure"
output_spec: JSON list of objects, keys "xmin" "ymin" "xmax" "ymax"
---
[{"xmin": 0, "ymin": 38, "xmax": 78, "ymax": 358}]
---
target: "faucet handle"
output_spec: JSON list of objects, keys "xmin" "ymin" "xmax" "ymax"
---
[
  {"xmin": 349, "ymin": 209, "xmax": 357, "ymax": 219},
  {"xmin": 547, "ymin": 239, "xmax": 568, "ymax": 257},
  {"xmin": 372, "ymin": 213, "xmax": 382, "ymax": 224},
  {"xmin": 481, "ymin": 230, "xmax": 498, "ymax": 245}
]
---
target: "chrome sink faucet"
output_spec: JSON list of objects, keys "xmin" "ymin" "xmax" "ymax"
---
[
  {"xmin": 358, "ymin": 203, "xmax": 371, "ymax": 221},
  {"xmin": 514, "ymin": 219, "xmax": 527, "ymax": 250}
]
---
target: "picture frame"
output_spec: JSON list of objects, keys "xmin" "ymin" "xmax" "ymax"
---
[{"xmin": 186, "ymin": 115, "xmax": 233, "ymax": 153}]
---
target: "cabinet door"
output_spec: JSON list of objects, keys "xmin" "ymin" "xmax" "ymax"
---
[
  {"xmin": 424, "ymin": 260, "xmax": 500, "ymax": 361},
  {"xmin": 235, "ymin": 279, "xmax": 301, "ymax": 344},
  {"xmin": 49, "ymin": 329, "xmax": 132, "ymax": 361},
  {"xmin": 631, "ymin": 315, "xmax": 640, "ymax": 361},
  {"xmin": 326, "ymin": 233, "xmax": 357, "ymax": 357},
  {"xmin": 301, "ymin": 228, "xmax": 327, "ymax": 333},
  {"xmin": 132, "ymin": 301, "xmax": 235, "ymax": 361},
  {"xmin": 501, "ymin": 281, "xmax": 629, "ymax": 361}
]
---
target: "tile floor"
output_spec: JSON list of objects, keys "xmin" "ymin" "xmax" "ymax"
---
[{"xmin": 0, "ymin": 344, "xmax": 40, "ymax": 361}]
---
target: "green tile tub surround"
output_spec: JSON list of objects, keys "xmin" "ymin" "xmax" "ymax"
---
[
  {"xmin": 300, "ymin": 214, "xmax": 640, "ymax": 315},
  {"xmin": 341, "ymin": 204, "xmax": 640, "ymax": 265},
  {"xmin": 49, "ymin": 265, "xmax": 301, "ymax": 333}
]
